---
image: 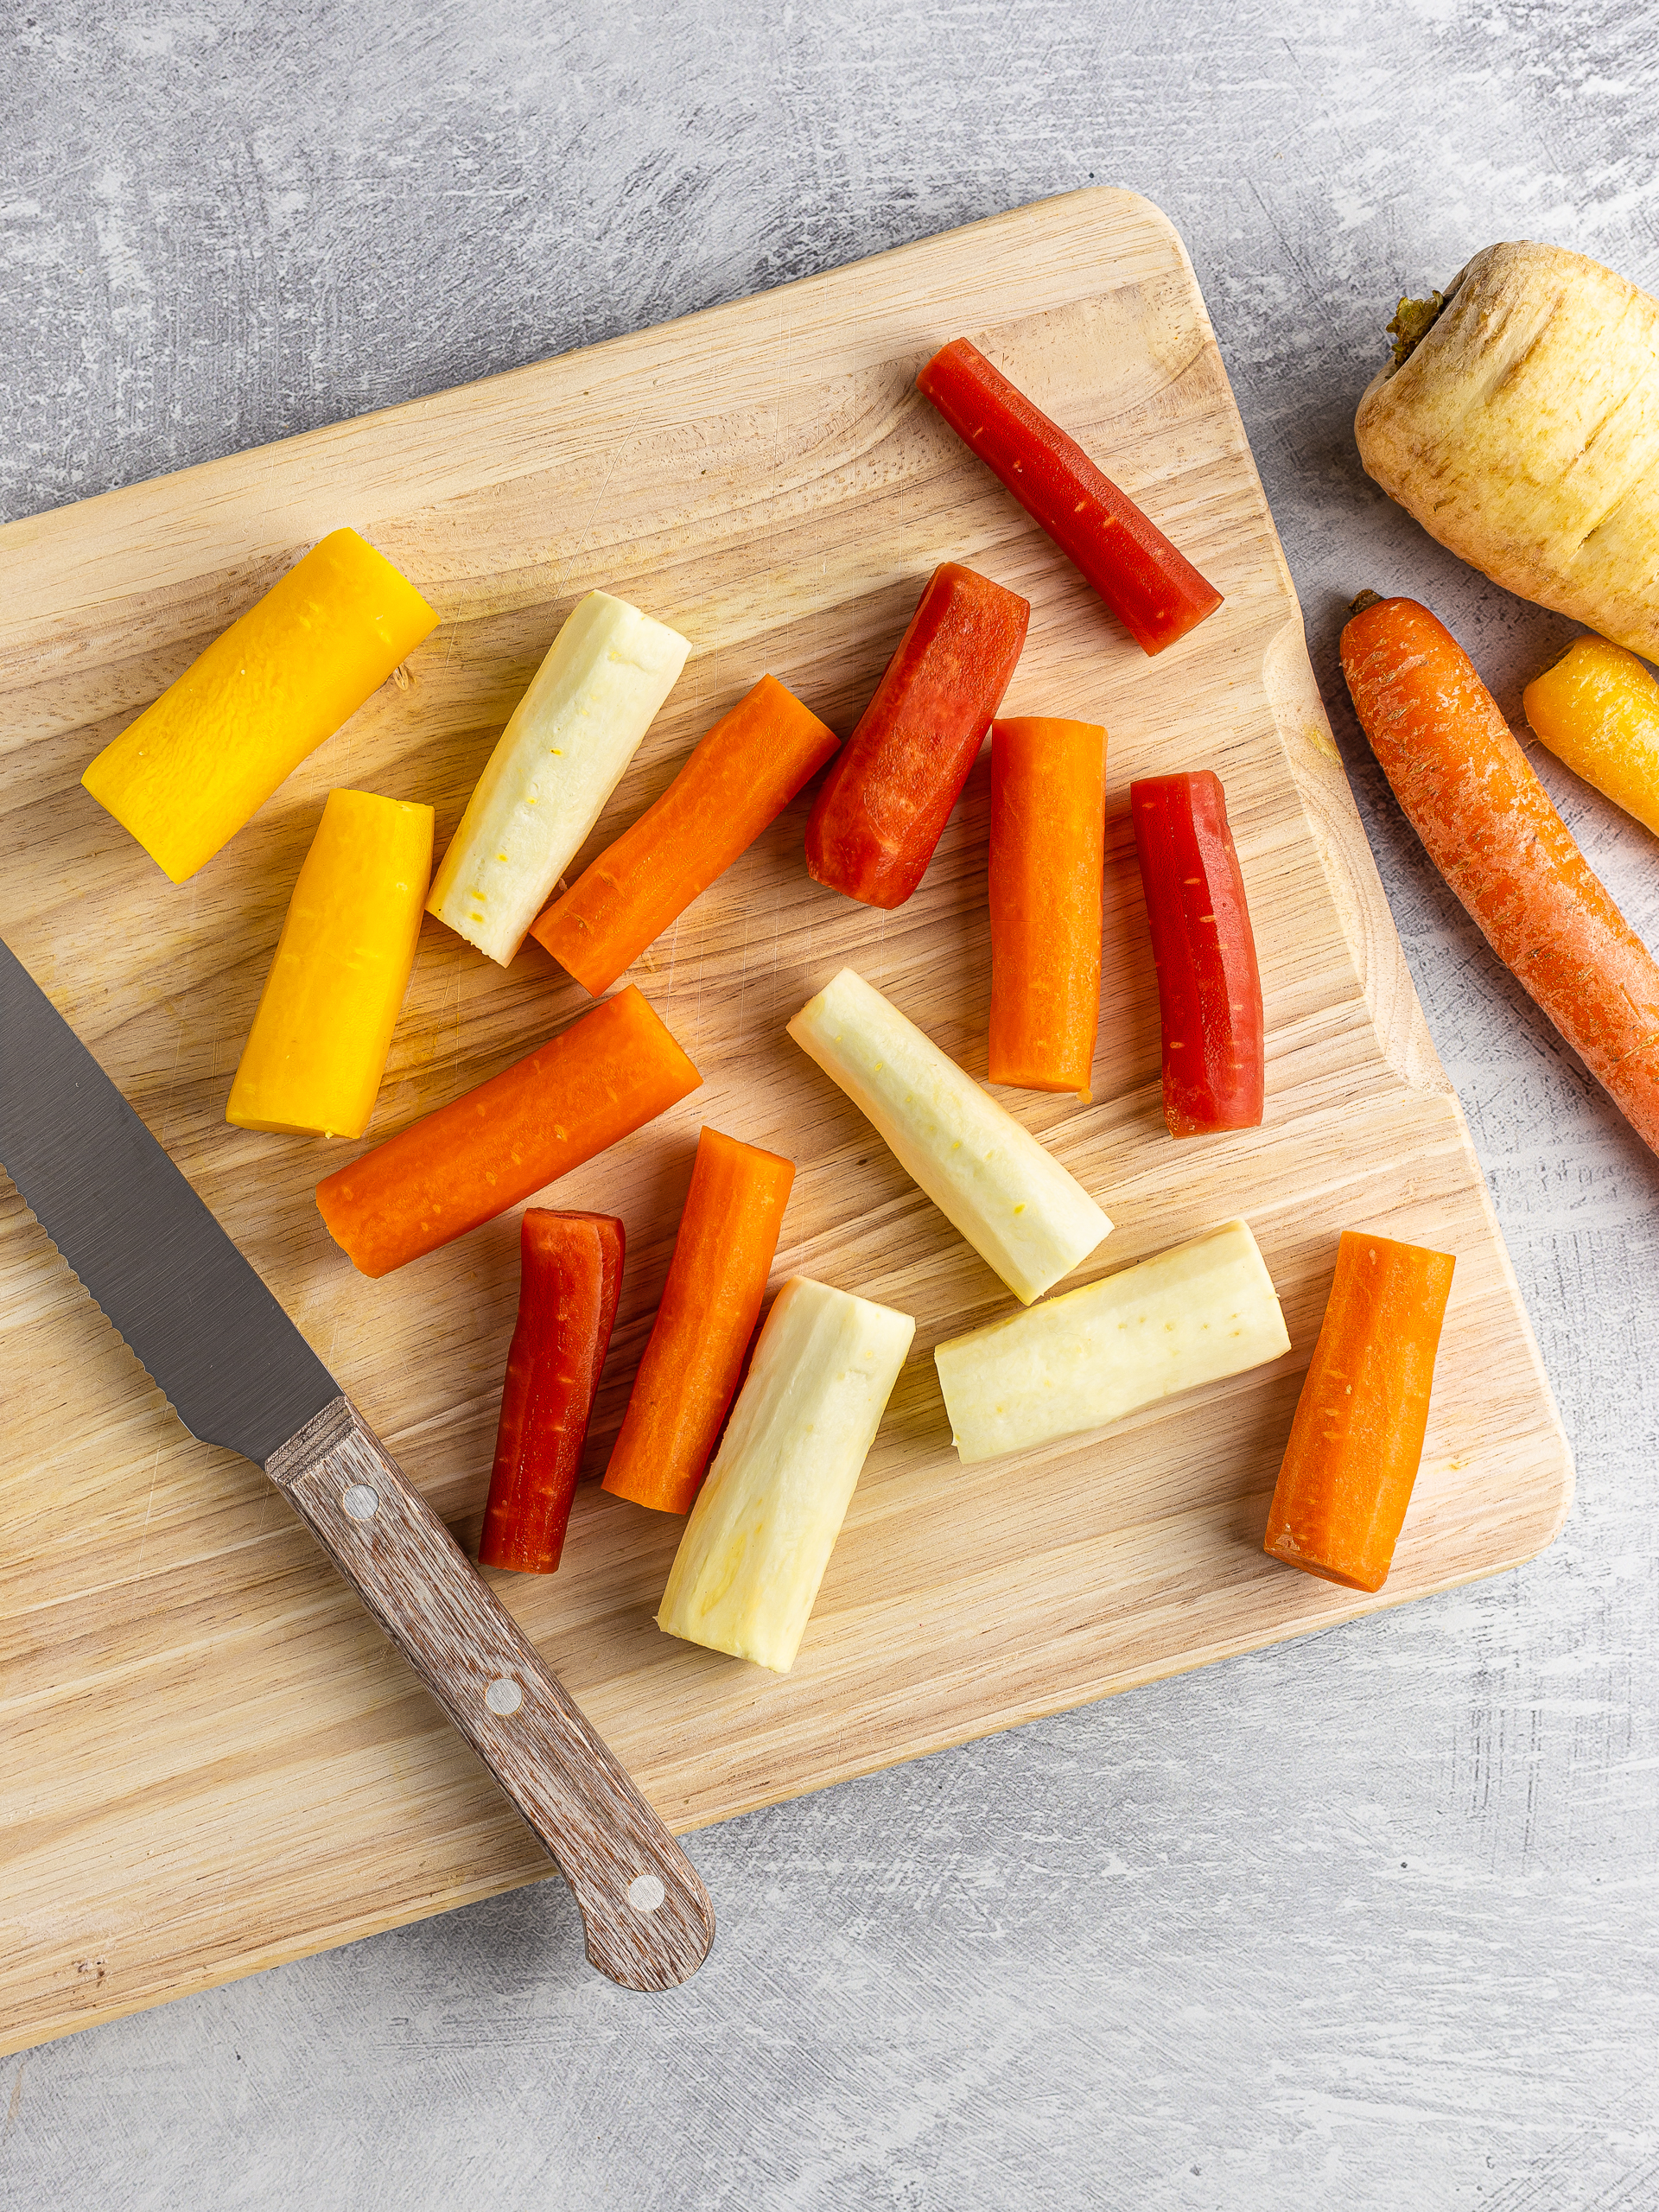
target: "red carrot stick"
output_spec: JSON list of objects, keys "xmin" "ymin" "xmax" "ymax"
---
[
  {"xmin": 988, "ymin": 716, "xmax": 1107, "ymax": 1098},
  {"xmin": 601, "ymin": 1126, "xmax": 794, "ymax": 1515},
  {"xmin": 805, "ymin": 563, "xmax": 1028, "ymax": 910},
  {"xmin": 1130, "ymin": 771, "xmax": 1264, "ymax": 1136},
  {"xmin": 531, "ymin": 675, "xmax": 838, "ymax": 995},
  {"xmin": 479, "ymin": 1211, "xmax": 625, "ymax": 1574},
  {"xmin": 1341, "ymin": 594, "xmax": 1659, "ymax": 1154},
  {"xmin": 916, "ymin": 339, "xmax": 1223, "ymax": 655},
  {"xmin": 1263, "ymin": 1230, "xmax": 1455, "ymax": 1593},
  {"xmin": 315, "ymin": 985, "xmax": 701, "ymax": 1277}
]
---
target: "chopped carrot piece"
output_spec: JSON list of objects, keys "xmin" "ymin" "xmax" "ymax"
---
[
  {"xmin": 988, "ymin": 716, "xmax": 1107, "ymax": 1098},
  {"xmin": 603, "ymin": 1127, "xmax": 795, "ymax": 1515},
  {"xmin": 226, "ymin": 788, "xmax": 433, "ymax": 1139},
  {"xmin": 82, "ymin": 529, "xmax": 437, "ymax": 883},
  {"xmin": 916, "ymin": 339, "xmax": 1223, "ymax": 654},
  {"xmin": 531, "ymin": 675, "xmax": 838, "ymax": 995},
  {"xmin": 805, "ymin": 563, "xmax": 1028, "ymax": 910},
  {"xmin": 315, "ymin": 985, "xmax": 700, "ymax": 1277},
  {"xmin": 1343, "ymin": 594, "xmax": 1659, "ymax": 1155},
  {"xmin": 1130, "ymin": 771, "xmax": 1264, "ymax": 1135},
  {"xmin": 480, "ymin": 1211, "xmax": 624, "ymax": 1575},
  {"xmin": 1264, "ymin": 1230, "xmax": 1455, "ymax": 1593}
]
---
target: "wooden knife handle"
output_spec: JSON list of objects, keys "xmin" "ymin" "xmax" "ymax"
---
[{"xmin": 265, "ymin": 1393, "xmax": 714, "ymax": 1992}]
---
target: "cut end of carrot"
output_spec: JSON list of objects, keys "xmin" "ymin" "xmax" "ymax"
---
[
  {"xmin": 1262, "ymin": 1531, "xmax": 1387, "ymax": 1595},
  {"xmin": 600, "ymin": 1465, "xmax": 690, "ymax": 1514},
  {"xmin": 479, "ymin": 1527, "xmax": 569, "ymax": 1574}
]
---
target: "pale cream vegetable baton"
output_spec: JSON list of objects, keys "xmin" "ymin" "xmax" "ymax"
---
[
  {"xmin": 935, "ymin": 1217, "xmax": 1289, "ymax": 1465},
  {"xmin": 787, "ymin": 967, "xmax": 1110, "ymax": 1305},
  {"xmin": 429, "ymin": 590, "xmax": 690, "ymax": 964},
  {"xmin": 656, "ymin": 1277, "xmax": 915, "ymax": 1674}
]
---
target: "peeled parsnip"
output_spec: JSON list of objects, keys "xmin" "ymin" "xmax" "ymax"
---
[
  {"xmin": 934, "ymin": 1217, "xmax": 1289, "ymax": 1465},
  {"xmin": 656, "ymin": 1277, "xmax": 915, "ymax": 1674},
  {"xmin": 428, "ymin": 591, "xmax": 689, "ymax": 964},
  {"xmin": 787, "ymin": 968, "xmax": 1110, "ymax": 1304}
]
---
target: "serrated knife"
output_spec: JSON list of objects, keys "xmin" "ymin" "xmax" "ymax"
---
[{"xmin": 0, "ymin": 934, "xmax": 713, "ymax": 1992}]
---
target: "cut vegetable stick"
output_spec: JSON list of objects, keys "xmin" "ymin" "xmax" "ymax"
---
[
  {"xmin": 787, "ymin": 967, "xmax": 1110, "ymax": 1305},
  {"xmin": 917, "ymin": 339, "xmax": 1224, "ymax": 655},
  {"xmin": 655, "ymin": 1276, "xmax": 915, "ymax": 1673},
  {"xmin": 934, "ymin": 1217, "xmax": 1289, "ymax": 1465},
  {"xmin": 804, "ymin": 563, "xmax": 1028, "ymax": 910},
  {"xmin": 427, "ymin": 591, "xmax": 690, "ymax": 966},
  {"xmin": 315, "ymin": 984, "xmax": 701, "ymax": 1277},
  {"xmin": 82, "ymin": 529, "xmax": 438, "ymax": 884},
  {"xmin": 531, "ymin": 675, "xmax": 838, "ymax": 994},
  {"xmin": 1130, "ymin": 771, "xmax": 1265, "ymax": 1136},
  {"xmin": 479, "ymin": 1211, "xmax": 625, "ymax": 1575},
  {"xmin": 1342, "ymin": 594, "xmax": 1659, "ymax": 1155},
  {"xmin": 988, "ymin": 716, "xmax": 1107, "ymax": 1097},
  {"xmin": 1523, "ymin": 634, "xmax": 1659, "ymax": 841},
  {"xmin": 1263, "ymin": 1230, "xmax": 1454, "ymax": 1593},
  {"xmin": 603, "ymin": 1127, "xmax": 795, "ymax": 1516},
  {"xmin": 226, "ymin": 789, "xmax": 434, "ymax": 1139}
]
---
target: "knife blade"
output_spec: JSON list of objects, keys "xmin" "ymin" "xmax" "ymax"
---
[{"xmin": 0, "ymin": 935, "xmax": 713, "ymax": 1992}]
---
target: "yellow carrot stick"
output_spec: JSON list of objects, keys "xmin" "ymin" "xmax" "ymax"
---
[
  {"xmin": 226, "ymin": 789, "xmax": 434, "ymax": 1139},
  {"xmin": 1523, "ymin": 635, "xmax": 1659, "ymax": 840},
  {"xmin": 82, "ymin": 529, "xmax": 437, "ymax": 883}
]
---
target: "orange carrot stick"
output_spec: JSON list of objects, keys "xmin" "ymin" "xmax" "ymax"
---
[
  {"xmin": 1263, "ymin": 1230, "xmax": 1455, "ymax": 1592},
  {"xmin": 531, "ymin": 676, "xmax": 839, "ymax": 995},
  {"xmin": 602, "ymin": 1125, "xmax": 795, "ymax": 1514},
  {"xmin": 988, "ymin": 716, "xmax": 1107, "ymax": 1097},
  {"xmin": 315, "ymin": 985, "xmax": 701, "ymax": 1277},
  {"xmin": 1342, "ymin": 594, "xmax": 1659, "ymax": 1154}
]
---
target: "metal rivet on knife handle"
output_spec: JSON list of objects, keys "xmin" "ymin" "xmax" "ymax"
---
[
  {"xmin": 0, "ymin": 927, "xmax": 715, "ymax": 1994},
  {"xmin": 267, "ymin": 1395, "xmax": 715, "ymax": 1993}
]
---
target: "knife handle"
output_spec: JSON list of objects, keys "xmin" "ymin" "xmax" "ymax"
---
[{"xmin": 265, "ymin": 1393, "xmax": 713, "ymax": 1993}]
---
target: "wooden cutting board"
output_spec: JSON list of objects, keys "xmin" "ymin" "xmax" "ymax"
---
[{"xmin": 0, "ymin": 188, "xmax": 1572, "ymax": 2056}]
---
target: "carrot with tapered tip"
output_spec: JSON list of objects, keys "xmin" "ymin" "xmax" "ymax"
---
[{"xmin": 1341, "ymin": 593, "xmax": 1659, "ymax": 1155}]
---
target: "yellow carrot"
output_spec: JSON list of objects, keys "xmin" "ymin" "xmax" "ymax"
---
[
  {"xmin": 226, "ymin": 790, "xmax": 434, "ymax": 1139},
  {"xmin": 82, "ymin": 529, "xmax": 437, "ymax": 883},
  {"xmin": 1523, "ymin": 635, "xmax": 1659, "ymax": 839}
]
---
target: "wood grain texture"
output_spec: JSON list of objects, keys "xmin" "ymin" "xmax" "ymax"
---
[
  {"xmin": 266, "ymin": 1396, "xmax": 715, "ymax": 1992},
  {"xmin": 0, "ymin": 188, "xmax": 1572, "ymax": 2058}
]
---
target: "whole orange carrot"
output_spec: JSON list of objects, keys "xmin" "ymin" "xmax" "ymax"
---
[
  {"xmin": 988, "ymin": 716, "xmax": 1107, "ymax": 1097},
  {"xmin": 602, "ymin": 1126, "xmax": 795, "ymax": 1514},
  {"xmin": 531, "ymin": 675, "xmax": 839, "ymax": 995},
  {"xmin": 1264, "ymin": 1230, "xmax": 1455, "ymax": 1592},
  {"xmin": 315, "ymin": 986, "xmax": 701, "ymax": 1277},
  {"xmin": 1342, "ymin": 594, "xmax": 1659, "ymax": 1154}
]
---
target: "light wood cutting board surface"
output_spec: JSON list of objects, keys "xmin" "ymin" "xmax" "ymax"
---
[{"xmin": 0, "ymin": 188, "xmax": 1572, "ymax": 2056}]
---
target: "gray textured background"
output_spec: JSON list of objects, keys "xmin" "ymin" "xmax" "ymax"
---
[{"xmin": 3, "ymin": 3, "xmax": 1658, "ymax": 2207}]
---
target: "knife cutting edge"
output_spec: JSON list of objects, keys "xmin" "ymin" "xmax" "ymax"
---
[{"xmin": 0, "ymin": 935, "xmax": 714, "ymax": 1993}]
